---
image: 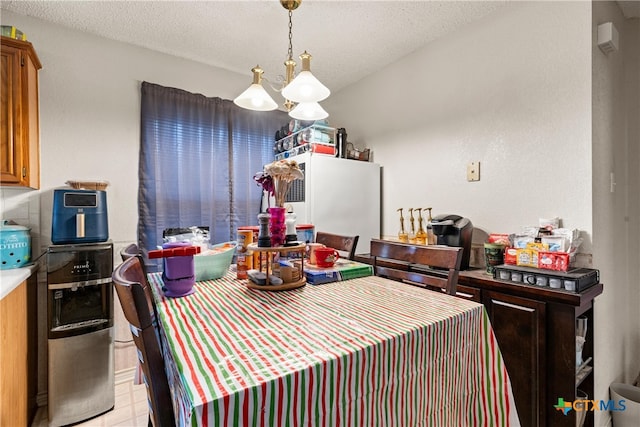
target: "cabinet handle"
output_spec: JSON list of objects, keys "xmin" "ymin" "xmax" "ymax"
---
[
  {"xmin": 456, "ymin": 291, "xmax": 474, "ymax": 299},
  {"xmin": 22, "ymin": 167, "xmax": 27, "ymax": 178},
  {"xmin": 492, "ymin": 299, "xmax": 535, "ymax": 312}
]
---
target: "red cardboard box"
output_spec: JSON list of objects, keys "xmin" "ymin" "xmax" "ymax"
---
[
  {"xmin": 538, "ymin": 251, "xmax": 570, "ymax": 272},
  {"xmin": 504, "ymin": 247, "xmax": 518, "ymax": 265}
]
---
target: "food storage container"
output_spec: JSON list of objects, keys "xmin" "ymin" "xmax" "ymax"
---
[
  {"xmin": 194, "ymin": 241, "xmax": 236, "ymax": 281},
  {"xmin": 296, "ymin": 224, "xmax": 315, "ymax": 244}
]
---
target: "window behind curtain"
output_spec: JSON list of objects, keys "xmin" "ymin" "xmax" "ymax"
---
[{"xmin": 139, "ymin": 82, "xmax": 287, "ymax": 268}]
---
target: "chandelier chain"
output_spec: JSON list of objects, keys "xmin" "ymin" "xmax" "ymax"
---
[{"xmin": 287, "ymin": 9, "xmax": 293, "ymax": 60}]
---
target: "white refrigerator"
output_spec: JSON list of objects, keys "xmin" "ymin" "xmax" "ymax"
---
[{"xmin": 276, "ymin": 152, "xmax": 381, "ymax": 255}]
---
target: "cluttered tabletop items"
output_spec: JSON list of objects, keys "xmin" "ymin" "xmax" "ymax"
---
[
  {"xmin": 151, "ymin": 212, "xmax": 600, "ymax": 299},
  {"xmin": 151, "ymin": 222, "xmax": 375, "ymax": 298},
  {"xmin": 382, "ymin": 211, "xmax": 601, "ymax": 297},
  {"xmin": 480, "ymin": 216, "xmax": 600, "ymax": 294}
]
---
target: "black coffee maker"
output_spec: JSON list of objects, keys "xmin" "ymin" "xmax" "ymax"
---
[{"xmin": 430, "ymin": 214, "xmax": 473, "ymax": 270}]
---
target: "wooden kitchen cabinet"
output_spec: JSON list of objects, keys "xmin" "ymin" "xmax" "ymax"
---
[
  {"xmin": 1, "ymin": 36, "xmax": 41, "ymax": 188},
  {"xmin": 0, "ymin": 273, "xmax": 38, "ymax": 426},
  {"xmin": 354, "ymin": 253, "xmax": 603, "ymax": 427}
]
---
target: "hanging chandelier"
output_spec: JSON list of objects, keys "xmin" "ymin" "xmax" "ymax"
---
[{"xmin": 233, "ymin": 0, "xmax": 330, "ymax": 120}]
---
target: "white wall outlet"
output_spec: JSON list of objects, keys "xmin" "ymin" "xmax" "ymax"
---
[{"xmin": 467, "ymin": 161, "xmax": 480, "ymax": 182}]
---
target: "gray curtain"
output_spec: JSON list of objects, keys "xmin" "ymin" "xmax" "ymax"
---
[{"xmin": 139, "ymin": 81, "xmax": 286, "ymax": 267}]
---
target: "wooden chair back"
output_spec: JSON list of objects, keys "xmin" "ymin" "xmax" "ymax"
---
[
  {"xmin": 315, "ymin": 232, "xmax": 359, "ymax": 260},
  {"xmin": 112, "ymin": 256, "xmax": 175, "ymax": 426},
  {"xmin": 120, "ymin": 243, "xmax": 140, "ymax": 262},
  {"xmin": 370, "ymin": 239, "xmax": 463, "ymax": 295},
  {"xmin": 120, "ymin": 243, "xmax": 151, "ymax": 281}
]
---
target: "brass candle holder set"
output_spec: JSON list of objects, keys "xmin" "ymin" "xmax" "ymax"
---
[{"xmin": 396, "ymin": 207, "xmax": 436, "ymax": 245}]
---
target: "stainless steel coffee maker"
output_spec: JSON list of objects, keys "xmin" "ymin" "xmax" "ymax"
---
[{"xmin": 430, "ymin": 214, "xmax": 473, "ymax": 270}]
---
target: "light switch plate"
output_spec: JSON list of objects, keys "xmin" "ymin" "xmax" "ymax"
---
[{"xmin": 467, "ymin": 162, "xmax": 480, "ymax": 182}]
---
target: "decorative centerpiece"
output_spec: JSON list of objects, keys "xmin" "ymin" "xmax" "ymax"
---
[{"xmin": 255, "ymin": 159, "xmax": 304, "ymax": 247}]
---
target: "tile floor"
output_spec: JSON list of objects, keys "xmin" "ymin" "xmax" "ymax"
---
[{"xmin": 31, "ymin": 379, "xmax": 149, "ymax": 427}]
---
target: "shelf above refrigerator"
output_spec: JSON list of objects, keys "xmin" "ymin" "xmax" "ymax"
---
[
  {"xmin": 275, "ymin": 142, "xmax": 336, "ymax": 160},
  {"xmin": 274, "ymin": 124, "xmax": 336, "ymax": 160}
]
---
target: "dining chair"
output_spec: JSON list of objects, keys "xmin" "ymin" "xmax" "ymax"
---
[
  {"xmin": 112, "ymin": 256, "xmax": 175, "ymax": 427},
  {"xmin": 120, "ymin": 243, "xmax": 140, "ymax": 262},
  {"xmin": 120, "ymin": 243, "xmax": 152, "ymax": 283},
  {"xmin": 315, "ymin": 231, "xmax": 359, "ymax": 260},
  {"xmin": 370, "ymin": 238, "xmax": 463, "ymax": 295}
]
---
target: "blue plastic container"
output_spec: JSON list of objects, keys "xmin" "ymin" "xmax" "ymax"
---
[{"xmin": 0, "ymin": 221, "xmax": 31, "ymax": 269}]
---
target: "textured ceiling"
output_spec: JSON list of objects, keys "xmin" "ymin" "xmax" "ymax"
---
[
  {"xmin": 1, "ymin": 0, "xmax": 513, "ymax": 93},
  {"xmin": 5, "ymin": 1, "xmax": 636, "ymax": 93}
]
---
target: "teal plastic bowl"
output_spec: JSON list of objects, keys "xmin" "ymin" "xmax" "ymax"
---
[{"xmin": 194, "ymin": 241, "xmax": 236, "ymax": 281}]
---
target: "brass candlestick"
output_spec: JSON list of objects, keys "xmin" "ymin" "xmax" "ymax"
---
[
  {"xmin": 415, "ymin": 208, "xmax": 427, "ymax": 245},
  {"xmin": 397, "ymin": 208, "xmax": 408, "ymax": 243},
  {"xmin": 408, "ymin": 208, "xmax": 417, "ymax": 244}
]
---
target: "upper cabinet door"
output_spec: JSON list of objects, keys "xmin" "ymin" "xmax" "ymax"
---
[
  {"xmin": 0, "ymin": 37, "xmax": 41, "ymax": 189},
  {"xmin": 1, "ymin": 43, "xmax": 22, "ymax": 185}
]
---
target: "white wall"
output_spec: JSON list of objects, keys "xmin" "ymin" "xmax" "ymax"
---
[
  {"xmin": 592, "ymin": 0, "xmax": 640, "ymax": 416},
  {"xmin": 324, "ymin": 2, "xmax": 637, "ymax": 426},
  {"xmin": 326, "ymin": 1, "xmax": 593, "ymax": 247}
]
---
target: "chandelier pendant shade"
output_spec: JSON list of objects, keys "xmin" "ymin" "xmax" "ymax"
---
[
  {"xmin": 233, "ymin": 66, "xmax": 278, "ymax": 111},
  {"xmin": 233, "ymin": 0, "xmax": 330, "ymax": 120},
  {"xmin": 281, "ymin": 51, "xmax": 330, "ymax": 103},
  {"xmin": 289, "ymin": 101, "xmax": 329, "ymax": 121}
]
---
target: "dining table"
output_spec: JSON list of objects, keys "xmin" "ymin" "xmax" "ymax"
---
[{"xmin": 148, "ymin": 269, "xmax": 520, "ymax": 426}]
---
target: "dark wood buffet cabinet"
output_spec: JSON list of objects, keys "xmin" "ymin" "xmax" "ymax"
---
[
  {"xmin": 458, "ymin": 270, "xmax": 602, "ymax": 427},
  {"xmin": 355, "ymin": 254, "xmax": 603, "ymax": 427}
]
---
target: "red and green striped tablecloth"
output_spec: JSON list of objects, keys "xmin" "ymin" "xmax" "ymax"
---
[{"xmin": 149, "ymin": 272, "xmax": 520, "ymax": 426}]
